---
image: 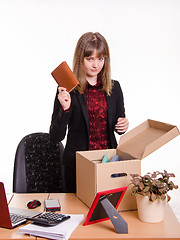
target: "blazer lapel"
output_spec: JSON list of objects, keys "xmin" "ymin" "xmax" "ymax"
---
[
  {"xmin": 105, "ymin": 92, "xmax": 113, "ymax": 128},
  {"xmin": 77, "ymin": 93, "xmax": 90, "ymax": 137}
]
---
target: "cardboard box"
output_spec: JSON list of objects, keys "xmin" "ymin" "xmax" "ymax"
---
[{"xmin": 76, "ymin": 119, "xmax": 179, "ymax": 211}]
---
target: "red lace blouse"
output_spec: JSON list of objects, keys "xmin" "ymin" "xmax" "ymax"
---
[{"xmin": 84, "ymin": 80, "xmax": 110, "ymax": 150}]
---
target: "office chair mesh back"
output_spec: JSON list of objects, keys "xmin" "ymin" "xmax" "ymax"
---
[{"xmin": 13, "ymin": 133, "xmax": 64, "ymax": 193}]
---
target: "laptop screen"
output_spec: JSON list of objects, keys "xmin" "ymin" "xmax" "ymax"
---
[{"xmin": 0, "ymin": 182, "xmax": 13, "ymax": 228}]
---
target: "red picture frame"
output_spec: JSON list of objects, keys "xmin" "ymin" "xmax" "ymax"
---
[{"xmin": 83, "ymin": 186, "xmax": 127, "ymax": 226}]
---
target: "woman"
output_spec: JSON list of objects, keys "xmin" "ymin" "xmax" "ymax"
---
[{"xmin": 49, "ymin": 32, "xmax": 129, "ymax": 193}]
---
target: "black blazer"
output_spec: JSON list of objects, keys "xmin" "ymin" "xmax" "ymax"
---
[{"xmin": 49, "ymin": 80, "xmax": 126, "ymax": 167}]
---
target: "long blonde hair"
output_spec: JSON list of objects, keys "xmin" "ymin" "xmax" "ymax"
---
[{"xmin": 73, "ymin": 32, "xmax": 113, "ymax": 95}]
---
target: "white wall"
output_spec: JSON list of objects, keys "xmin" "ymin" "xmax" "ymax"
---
[{"xmin": 0, "ymin": 0, "xmax": 180, "ymax": 221}]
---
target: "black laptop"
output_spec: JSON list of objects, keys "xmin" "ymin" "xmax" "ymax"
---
[{"xmin": 0, "ymin": 182, "xmax": 41, "ymax": 229}]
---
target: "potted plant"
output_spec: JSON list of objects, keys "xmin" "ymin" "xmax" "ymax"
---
[{"xmin": 129, "ymin": 170, "xmax": 178, "ymax": 223}]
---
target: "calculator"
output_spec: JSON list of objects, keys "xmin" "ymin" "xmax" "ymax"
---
[{"xmin": 27, "ymin": 212, "xmax": 71, "ymax": 226}]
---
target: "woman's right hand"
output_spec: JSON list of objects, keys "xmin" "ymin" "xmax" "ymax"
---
[{"xmin": 57, "ymin": 87, "xmax": 71, "ymax": 111}]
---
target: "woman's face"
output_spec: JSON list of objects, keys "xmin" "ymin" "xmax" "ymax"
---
[{"xmin": 83, "ymin": 50, "xmax": 105, "ymax": 79}]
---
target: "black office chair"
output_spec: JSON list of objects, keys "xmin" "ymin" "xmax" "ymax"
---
[{"xmin": 13, "ymin": 132, "xmax": 64, "ymax": 193}]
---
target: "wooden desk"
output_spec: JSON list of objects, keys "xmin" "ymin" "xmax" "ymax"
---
[
  {"xmin": 0, "ymin": 193, "xmax": 49, "ymax": 240},
  {"xmin": 0, "ymin": 193, "xmax": 179, "ymax": 240}
]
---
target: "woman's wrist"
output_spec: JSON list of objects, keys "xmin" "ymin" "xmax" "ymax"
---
[{"xmin": 62, "ymin": 106, "xmax": 71, "ymax": 112}]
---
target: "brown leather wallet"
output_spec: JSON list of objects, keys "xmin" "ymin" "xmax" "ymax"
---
[{"xmin": 51, "ymin": 61, "xmax": 79, "ymax": 92}]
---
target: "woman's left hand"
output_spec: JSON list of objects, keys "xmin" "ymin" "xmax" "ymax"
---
[{"xmin": 115, "ymin": 117, "xmax": 129, "ymax": 133}]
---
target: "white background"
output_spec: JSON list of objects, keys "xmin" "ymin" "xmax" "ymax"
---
[{"xmin": 0, "ymin": 0, "xmax": 180, "ymax": 221}]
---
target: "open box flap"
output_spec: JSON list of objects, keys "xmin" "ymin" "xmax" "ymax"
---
[{"xmin": 117, "ymin": 119, "xmax": 180, "ymax": 160}]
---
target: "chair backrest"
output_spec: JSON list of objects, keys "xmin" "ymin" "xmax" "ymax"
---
[{"xmin": 13, "ymin": 132, "xmax": 64, "ymax": 193}]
